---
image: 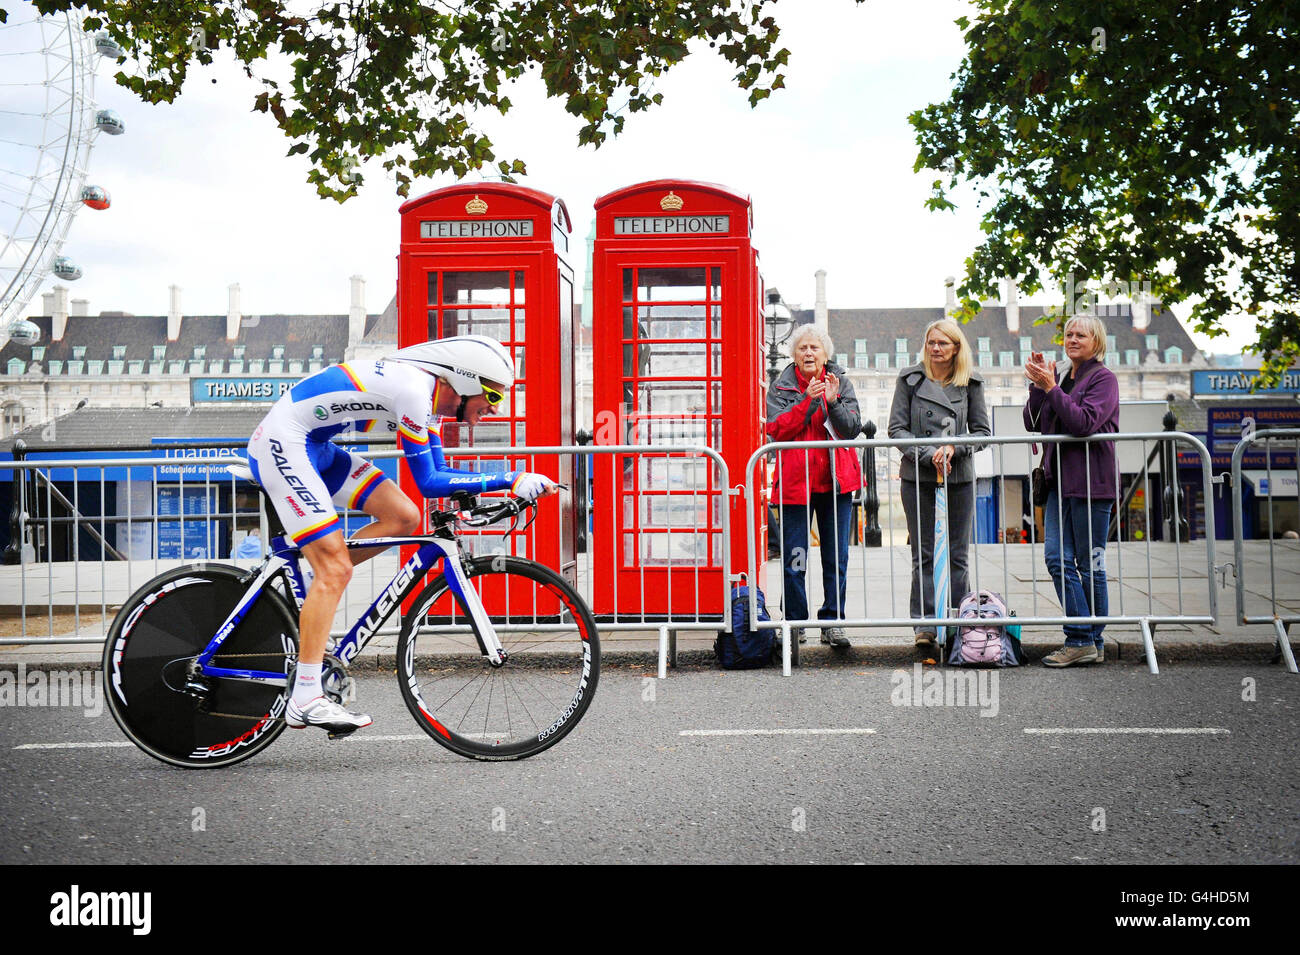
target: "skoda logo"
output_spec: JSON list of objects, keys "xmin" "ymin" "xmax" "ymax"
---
[{"xmin": 313, "ymin": 405, "xmax": 328, "ymax": 420}]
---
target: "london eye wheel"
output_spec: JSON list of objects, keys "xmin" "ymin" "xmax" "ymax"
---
[{"xmin": 0, "ymin": 0, "xmax": 116, "ymax": 344}]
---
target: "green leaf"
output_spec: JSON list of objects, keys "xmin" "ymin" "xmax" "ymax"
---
[
  {"xmin": 911, "ymin": 0, "xmax": 1300, "ymax": 366},
  {"xmin": 61, "ymin": 0, "xmax": 799, "ymax": 213}
]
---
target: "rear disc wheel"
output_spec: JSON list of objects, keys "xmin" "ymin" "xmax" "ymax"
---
[{"xmin": 103, "ymin": 565, "xmax": 297, "ymax": 768}]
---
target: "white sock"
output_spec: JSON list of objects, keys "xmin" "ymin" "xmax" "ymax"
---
[{"xmin": 292, "ymin": 663, "xmax": 323, "ymax": 706}]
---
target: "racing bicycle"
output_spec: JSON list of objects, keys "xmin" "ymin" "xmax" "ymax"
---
[{"xmin": 103, "ymin": 467, "xmax": 599, "ymax": 768}]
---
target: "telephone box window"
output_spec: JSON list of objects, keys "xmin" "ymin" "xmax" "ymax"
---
[
  {"xmin": 440, "ymin": 271, "xmax": 512, "ymax": 305},
  {"xmin": 615, "ymin": 264, "xmax": 724, "ymax": 570}
]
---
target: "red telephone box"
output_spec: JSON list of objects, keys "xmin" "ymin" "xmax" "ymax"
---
[
  {"xmin": 396, "ymin": 183, "xmax": 578, "ymax": 581},
  {"xmin": 591, "ymin": 180, "xmax": 767, "ymax": 616}
]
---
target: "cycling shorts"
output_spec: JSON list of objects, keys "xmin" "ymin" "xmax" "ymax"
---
[{"xmin": 247, "ymin": 425, "xmax": 389, "ymax": 547}]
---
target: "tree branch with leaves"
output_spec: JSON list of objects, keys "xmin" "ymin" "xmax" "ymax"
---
[
  {"xmin": 911, "ymin": 1, "xmax": 1298, "ymax": 384},
  {"xmin": 21, "ymin": 0, "xmax": 792, "ymax": 201}
]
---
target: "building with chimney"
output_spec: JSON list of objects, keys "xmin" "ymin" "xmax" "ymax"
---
[
  {"xmin": 785, "ymin": 272, "xmax": 1208, "ymax": 441},
  {"xmin": 0, "ymin": 277, "xmax": 394, "ymax": 438}
]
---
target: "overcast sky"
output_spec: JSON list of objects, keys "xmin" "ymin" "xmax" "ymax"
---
[{"xmin": 3, "ymin": 0, "xmax": 1264, "ymax": 353}]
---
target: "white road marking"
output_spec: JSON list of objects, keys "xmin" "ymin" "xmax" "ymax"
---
[
  {"xmin": 15, "ymin": 734, "xmax": 430, "ymax": 751},
  {"xmin": 18, "ymin": 727, "xmax": 1231, "ymax": 751},
  {"xmin": 679, "ymin": 728, "xmax": 877, "ymax": 737},
  {"xmin": 15, "ymin": 741, "xmax": 134, "ymax": 750},
  {"xmin": 1023, "ymin": 727, "xmax": 1231, "ymax": 735}
]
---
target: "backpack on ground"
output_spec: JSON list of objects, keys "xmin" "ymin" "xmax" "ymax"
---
[
  {"xmin": 715, "ymin": 581, "xmax": 776, "ymax": 670},
  {"xmin": 947, "ymin": 590, "xmax": 1025, "ymax": 667}
]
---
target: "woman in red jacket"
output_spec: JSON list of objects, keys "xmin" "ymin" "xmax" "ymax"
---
[{"xmin": 766, "ymin": 325, "xmax": 863, "ymax": 646}]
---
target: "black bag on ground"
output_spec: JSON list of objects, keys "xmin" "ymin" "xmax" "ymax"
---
[{"xmin": 715, "ymin": 582, "xmax": 775, "ymax": 669}]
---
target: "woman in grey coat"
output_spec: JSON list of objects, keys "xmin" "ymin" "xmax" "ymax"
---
[{"xmin": 888, "ymin": 318, "xmax": 990, "ymax": 657}]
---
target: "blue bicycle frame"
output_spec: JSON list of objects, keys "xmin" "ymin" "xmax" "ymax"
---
[{"xmin": 193, "ymin": 531, "xmax": 504, "ymax": 686}]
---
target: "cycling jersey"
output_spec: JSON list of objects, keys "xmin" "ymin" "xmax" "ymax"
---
[{"xmin": 248, "ymin": 358, "xmax": 522, "ymax": 546}]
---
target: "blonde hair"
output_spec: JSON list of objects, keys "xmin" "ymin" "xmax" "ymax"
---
[
  {"xmin": 921, "ymin": 318, "xmax": 972, "ymax": 386},
  {"xmin": 1065, "ymin": 315, "xmax": 1107, "ymax": 360},
  {"xmin": 788, "ymin": 323, "xmax": 835, "ymax": 361}
]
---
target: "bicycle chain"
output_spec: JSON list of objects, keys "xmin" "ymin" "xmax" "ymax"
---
[
  {"xmin": 203, "ymin": 651, "xmax": 317, "ymax": 724},
  {"xmin": 205, "ymin": 711, "xmax": 286, "ymax": 722},
  {"xmin": 196, "ymin": 651, "xmax": 292, "ymax": 720}
]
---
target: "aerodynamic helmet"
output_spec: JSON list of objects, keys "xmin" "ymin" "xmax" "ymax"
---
[{"xmin": 390, "ymin": 335, "xmax": 514, "ymax": 397}]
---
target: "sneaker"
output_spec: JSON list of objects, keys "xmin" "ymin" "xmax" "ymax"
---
[
  {"xmin": 1042, "ymin": 644, "xmax": 1098, "ymax": 668},
  {"xmin": 285, "ymin": 696, "xmax": 373, "ymax": 734},
  {"xmin": 914, "ymin": 630, "xmax": 937, "ymax": 649},
  {"xmin": 1094, "ymin": 643, "xmax": 1105, "ymax": 663},
  {"xmin": 821, "ymin": 627, "xmax": 850, "ymax": 648}
]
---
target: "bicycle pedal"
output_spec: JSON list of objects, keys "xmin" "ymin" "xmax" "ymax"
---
[{"xmin": 326, "ymin": 726, "xmax": 361, "ymax": 740}]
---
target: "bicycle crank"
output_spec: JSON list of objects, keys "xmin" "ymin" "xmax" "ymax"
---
[{"xmin": 321, "ymin": 654, "xmax": 356, "ymax": 706}]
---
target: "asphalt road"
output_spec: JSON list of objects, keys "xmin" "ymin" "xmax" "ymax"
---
[{"xmin": 2, "ymin": 661, "xmax": 1297, "ymax": 865}]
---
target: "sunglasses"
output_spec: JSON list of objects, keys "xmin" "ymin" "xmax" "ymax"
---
[{"xmin": 481, "ymin": 383, "xmax": 505, "ymax": 406}]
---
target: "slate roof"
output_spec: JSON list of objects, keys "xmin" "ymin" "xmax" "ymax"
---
[
  {"xmin": 0, "ymin": 309, "xmax": 385, "ymax": 368},
  {"xmin": 1169, "ymin": 397, "xmax": 1208, "ymax": 434},
  {"xmin": 791, "ymin": 303, "xmax": 1200, "ymax": 358},
  {"xmin": 364, "ymin": 296, "xmax": 399, "ymax": 341},
  {"xmin": 2, "ymin": 289, "xmax": 405, "ymax": 368},
  {"xmin": 0, "ymin": 406, "xmax": 269, "ymax": 452}
]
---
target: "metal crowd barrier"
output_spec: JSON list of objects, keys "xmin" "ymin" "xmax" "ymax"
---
[
  {"xmin": 0, "ymin": 443, "xmax": 730, "ymax": 679},
  {"xmin": 744, "ymin": 431, "xmax": 1218, "ymax": 675},
  {"xmin": 9, "ymin": 430, "xmax": 1280, "ymax": 679},
  {"xmin": 415, "ymin": 443, "xmax": 732, "ymax": 678},
  {"xmin": 1228, "ymin": 427, "xmax": 1300, "ymax": 673}
]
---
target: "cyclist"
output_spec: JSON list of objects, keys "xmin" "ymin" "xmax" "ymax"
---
[{"xmin": 247, "ymin": 335, "xmax": 556, "ymax": 734}]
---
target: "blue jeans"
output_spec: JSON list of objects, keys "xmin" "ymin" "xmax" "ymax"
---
[
  {"xmin": 779, "ymin": 492, "xmax": 853, "ymax": 624},
  {"xmin": 1043, "ymin": 492, "xmax": 1113, "ymax": 648}
]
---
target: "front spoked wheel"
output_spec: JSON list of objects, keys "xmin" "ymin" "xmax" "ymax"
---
[
  {"xmin": 103, "ymin": 564, "xmax": 297, "ymax": 768},
  {"xmin": 397, "ymin": 556, "xmax": 600, "ymax": 760}
]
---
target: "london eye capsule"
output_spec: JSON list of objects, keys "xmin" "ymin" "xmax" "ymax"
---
[
  {"xmin": 93, "ymin": 31, "xmax": 125, "ymax": 58},
  {"xmin": 53, "ymin": 256, "xmax": 82, "ymax": 280},
  {"xmin": 7, "ymin": 319, "xmax": 41, "ymax": 347},
  {"xmin": 81, "ymin": 185, "xmax": 111, "ymax": 210},
  {"xmin": 95, "ymin": 110, "xmax": 125, "ymax": 135}
]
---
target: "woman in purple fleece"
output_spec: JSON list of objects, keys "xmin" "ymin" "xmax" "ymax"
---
[{"xmin": 1023, "ymin": 316, "xmax": 1120, "ymax": 667}]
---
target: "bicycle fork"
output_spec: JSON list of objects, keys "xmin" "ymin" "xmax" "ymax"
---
[{"xmin": 437, "ymin": 542, "xmax": 508, "ymax": 667}]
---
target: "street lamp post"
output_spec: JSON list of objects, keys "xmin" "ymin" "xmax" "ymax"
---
[{"xmin": 765, "ymin": 287, "xmax": 793, "ymax": 388}]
